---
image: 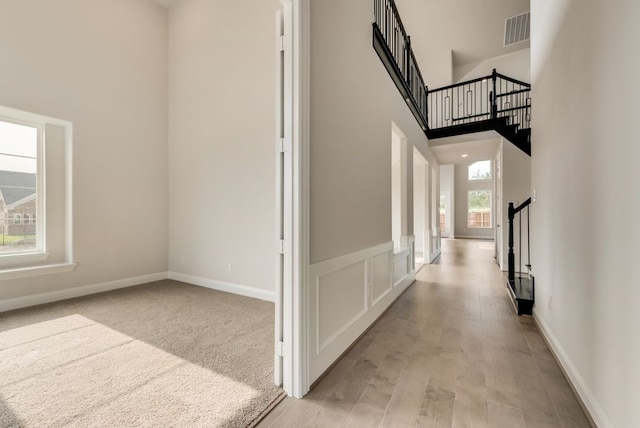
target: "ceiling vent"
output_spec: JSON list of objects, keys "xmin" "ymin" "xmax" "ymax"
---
[{"xmin": 504, "ymin": 11, "xmax": 530, "ymax": 47}]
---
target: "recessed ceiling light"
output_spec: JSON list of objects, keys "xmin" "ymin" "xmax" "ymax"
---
[{"xmin": 461, "ymin": 154, "xmax": 469, "ymax": 158}]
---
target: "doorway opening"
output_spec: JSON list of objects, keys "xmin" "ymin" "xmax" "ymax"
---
[{"xmin": 413, "ymin": 148, "xmax": 428, "ymax": 270}]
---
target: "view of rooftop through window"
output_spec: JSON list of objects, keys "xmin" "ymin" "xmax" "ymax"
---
[{"xmin": 0, "ymin": 119, "xmax": 38, "ymax": 253}]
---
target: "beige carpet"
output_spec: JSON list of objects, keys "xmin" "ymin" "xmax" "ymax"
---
[{"xmin": 0, "ymin": 280, "xmax": 285, "ymax": 427}]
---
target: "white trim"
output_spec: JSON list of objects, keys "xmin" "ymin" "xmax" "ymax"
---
[
  {"xmin": 168, "ymin": 271, "xmax": 275, "ymax": 302},
  {"xmin": 454, "ymin": 235, "xmax": 494, "ymax": 240},
  {"xmin": 0, "ymin": 261, "xmax": 74, "ymax": 282},
  {"xmin": 310, "ymin": 242, "xmax": 392, "ymax": 275},
  {"xmin": 534, "ymin": 314, "xmax": 613, "ymax": 428},
  {"xmin": 289, "ymin": 0, "xmax": 310, "ymax": 399},
  {"xmin": 274, "ymin": 6, "xmax": 286, "ymax": 391},
  {"xmin": 0, "ymin": 270, "xmax": 165, "ymax": 313},
  {"xmin": 430, "ymin": 248, "xmax": 442, "ymax": 263},
  {"xmin": 307, "ymin": 242, "xmax": 413, "ymax": 385},
  {"xmin": 0, "ymin": 251, "xmax": 50, "ymax": 268}
]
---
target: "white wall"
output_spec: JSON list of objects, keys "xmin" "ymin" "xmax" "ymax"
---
[
  {"xmin": 454, "ymin": 161, "xmax": 495, "ymax": 239},
  {"xmin": 167, "ymin": 0, "xmax": 280, "ymax": 295},
  {"xmin": 0, "ymin": 0, "xmax": 168, "ymax": 300},
  {"xmin": 307, "ymin": 0, "xmax": 439, "ymax": 386},
  {"xmin": 531, "ymin": 1, "xmax": 640, "ymax": 426},
  {"xmin": 456, "ymin": 49, "xmax": 531, "ymax": 83},
  {"xmin": 310, "ymin": 0, "xmax": 439, "ymax": 263}
]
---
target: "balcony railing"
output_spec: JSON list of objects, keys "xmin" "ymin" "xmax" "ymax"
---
[
  {"xmin": 428, "ymin": 69, "xmax": 531, "ymax": 132},
  {"xmin": 373, "ymin": 0, "xmax": 428, "ymax": 128},
  {"xmin": 373, "ymin": 0, "xmax": 531, "ymax": 137}
]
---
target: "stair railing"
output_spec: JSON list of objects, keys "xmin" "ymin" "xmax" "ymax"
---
[
  {"xmin": 508, "ymin": 198, "xmax": 532, "ymax": 287},
  {"xmin": 373, "ymin": 0, "xmax": 428, "ymax": 127},
  {"xmin": 428, "ymin": 69, "xmax": 531, "ymax": 131}
]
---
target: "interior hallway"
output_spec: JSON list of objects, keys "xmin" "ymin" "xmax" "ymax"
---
[{"xmin": 259, "ymin": 239, "xmax": 591, "ymax": 427}]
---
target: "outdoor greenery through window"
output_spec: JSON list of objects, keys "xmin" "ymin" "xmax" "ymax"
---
[
  {"xmin": 468, "ymin": 160, "xmax": 492, "ymax": 181},
  {"xmin": 0, "ymin": 119, "xmax": 38, "ymax": 254},
  {"xmin": 468, "ymin": 190, "xmax": 491, "ymax": 228}
]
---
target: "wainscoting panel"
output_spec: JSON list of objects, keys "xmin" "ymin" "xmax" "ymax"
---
[
  {"xmin": 308, "ymin": 241, "xmax": 415, "ymax": 384},
  {"xmin": 371, "ymin": 251, "xmax": 392, "ymax": 306},
  {"xmin": 316, "ymin": 260, "xmax": 367, "ymax": 352}
]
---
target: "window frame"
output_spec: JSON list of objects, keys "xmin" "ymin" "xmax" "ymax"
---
[
  {"xmin": 467, "ymin": 189, "xmax": 492, "ymax": 229},
  {"xmin": 468, "ymin": 160, "xmax": 492, "ymax": 182},
  {"xmin": 0, "ymin": 116, "xmax": 45, "ymax": 262},
  {"xmin": 0, "ymin": 105, "xmax": 75, "ymax": 279}
]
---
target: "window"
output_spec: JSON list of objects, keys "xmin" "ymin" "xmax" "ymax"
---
[
  {"xmin": 468, "ymin": 160, "xmax": 492, "ymax": 181},
  {"xmin": 468, "ymin": 190, "xmax": 492, "ymax": 228},
  {"xmin": 0, "ymin": 105, "xmax": 75, "ymax": 278},
  {"xmin": 0, "ymin": 119, "xmax": 40, "ymax": 254}
]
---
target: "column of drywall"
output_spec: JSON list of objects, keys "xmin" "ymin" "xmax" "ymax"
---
[
  {"xmin": 167, "ymin": 0, "xmax": 280, "ymax": 297},
  {"xmin": 531, "ymin": 1, "xmax": 640, "ymax": 426}
]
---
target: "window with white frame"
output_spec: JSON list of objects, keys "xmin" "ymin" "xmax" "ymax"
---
[
  {"xmin": 468, "ymin": 160, "xmax": 492, "ymax": 181},
  {"xmin": 468, "ymin": 190, "xmax": 492, "ymax": 228},
  {"xmin": 0, "ymin": 105, "xmax": 74, "ymax": 277},
  {"xmin": 0, "ymin": 119, "xmax": 40, "ymax": 254}
]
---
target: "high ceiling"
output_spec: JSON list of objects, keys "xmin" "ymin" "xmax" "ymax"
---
[
  {"xmin": 392, "ymin": 0, "xmax": 530, "ymax": 165},
  {"xmin": 430, "ymin": 137, "xmax": 500, "ymax": 165},
  {"xmin": 154, "ymin": 0, "xmax": 528, "ymax": 165},
  {"xmin": 154, "ymin": 0, "xmax": 180, "ymax": 8},
  {"xmin": 395, "ymin": 0, "xmax": 530, "ymax": 80}
]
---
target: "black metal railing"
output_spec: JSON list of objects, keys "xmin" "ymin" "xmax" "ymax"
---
[
  {"xmin": 508, "ymin": 198, "xmax": 531, "ymax": 286},
  {"xmin": 373, "ymin": 0, "xmax": 428, "ymax": 124},
  {"xmin": 372, "ymin": 0, "xmax": 531, "ymax": 148},
  {"xmin": 428, "ymin": 69, "xmax": 531, "ymax": 131}
]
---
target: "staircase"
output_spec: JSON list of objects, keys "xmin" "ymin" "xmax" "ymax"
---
[
  {"xmin": 372, "ymin": 0, "xmax": 532, "ymax": 155},
  {"xmin": 373, "ymin": 0, "xmax": 534, "ymax": 314},
  {"xmin": 507, "ymin": 198, "xmax": 534, "ymax": 315}
]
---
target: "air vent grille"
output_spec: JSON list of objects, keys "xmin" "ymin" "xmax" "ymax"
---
[{"xmin": 504, "ymin": 12, "xmax": 530, "ymax": 47}]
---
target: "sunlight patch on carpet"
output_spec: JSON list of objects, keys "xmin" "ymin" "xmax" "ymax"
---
[{"xmin": 0, "ymin": 314, "xmax": 266, "ymax": 427}]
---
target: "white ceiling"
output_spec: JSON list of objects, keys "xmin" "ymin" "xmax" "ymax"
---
[
  {"xmin": 395, "ymin": 0, "xmax": 530, "ymax": 78},
  {"xmin": 430, "ymin": 137, "xmax": 500, "ymax": 165},
  {"xmin": 391, "ymin": 0, "xmax": 528, "ymax": 164},
  {"xmin": 154, "ymin": 0, "xmax": 181, "ymax": 8}
]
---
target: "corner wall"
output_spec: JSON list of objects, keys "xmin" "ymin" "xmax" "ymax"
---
[
  {"xmin": 167, "ymin": 0, "xmax": 281, "ymax": 298},
  {"xmin": 531, "ymin": 1, "xmax": 640, "ymax": 426},
  {"xmin": 0, "ymin": 0, "xmax": 168, "ymax": 301}
]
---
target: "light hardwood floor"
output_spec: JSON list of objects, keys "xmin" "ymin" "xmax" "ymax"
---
[{"xmin": 258, "ymin": 239, "xmax": 591, "ymax": 428}]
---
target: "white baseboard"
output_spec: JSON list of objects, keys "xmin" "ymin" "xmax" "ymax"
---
[
  {"xmin": 0, "ymin": 272, "xmax": 169, "ymax": 313},
  {"xmin": 430, "ymin": 249, "xmax": 442, "ymax": 263},
  {"xmin": 453, "ymin": 235, "xmax": 494, "ymax": 240},
  {"xmin": 533, "ymin": 314, "xmax": 613, "ymax": 428},
  {"xmin": 168, "ymin": 271, "xmax": 274, "ymax": 302}
]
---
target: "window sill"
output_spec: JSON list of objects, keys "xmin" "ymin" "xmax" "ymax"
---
[
  {"xmin": 0, "ymin": 251, "xmax": 50, "ymax": 268},
  {"xmin": 0, "ymin": 262, "xmax": 77, "ymax": 281}
]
